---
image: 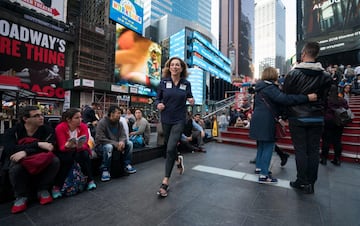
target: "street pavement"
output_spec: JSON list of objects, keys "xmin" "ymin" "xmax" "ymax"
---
[{"xmin": 0, "ymin": 141, "xmax": 359, "ymax": 226}]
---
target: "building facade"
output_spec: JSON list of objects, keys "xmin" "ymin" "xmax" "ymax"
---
[
  {"xmin": 0, "ymin": 0, "xmax": 74, "ymax": 116},
  {"xmin": 166, "ymin": 28, "xmax": 237, "ymax": 113},
  {"xmin": 144, "ymin": 0, "xmax": 211, "ymax": 32},
  {"xmin": 254, "ymin": 0, "xmax": 286, "ymax": 78},
  {"xmin": 143, "ymin": 0, "xmax": 237, "ymax": 113},
  {"xmin": 219, "ymin": 0, "xmax": 255, "ymax": 80}
]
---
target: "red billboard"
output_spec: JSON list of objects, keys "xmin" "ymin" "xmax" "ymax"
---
[{"xmin": 0, "ymin": 18, "xmax": 65, "ymax": 98}]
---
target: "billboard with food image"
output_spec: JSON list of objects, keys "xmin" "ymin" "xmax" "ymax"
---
[{"xmin": 114, "ymin": 24, "xmax": 161, "ymax": 96}]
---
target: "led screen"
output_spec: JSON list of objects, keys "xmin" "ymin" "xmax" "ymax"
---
[{"xmin": 114, "ymin": 24, "xmax": 161, "ymax": 96}]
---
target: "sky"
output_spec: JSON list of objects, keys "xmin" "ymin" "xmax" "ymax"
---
[
  {"xmin": 211, "ymin": 0, "xmax": 297, "ymax": 58},
  {"xmin": 283, "ymin": 1, "xmax": 297, "ymax": 58}
]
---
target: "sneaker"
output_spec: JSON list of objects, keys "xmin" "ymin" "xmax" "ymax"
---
[
  {"xmin": 101, "ymin": 171, "xmax": 111, "ymax": 182},
  {"xmin": 254, "ymin": 169, "xmax": 272, "ymax": 175},
  {"xmin": 177, "ymin": 155, "xmax": 184, "ymax": 175},
  {"xmin": 11, "ymin": 197, "xmax": 27, "ymax": 214},
  {"xmin": 280, "ymin": 153, "xmax": 289, "ymax": 167},
  {"xmin": 125, "ymin": 164, "xmax": 137, "ymax": 174},
  {"xmin": 38, "ymin": 190, "xmax": 53, "ymax": 205},
  {"xmin": 258, "ymin": 175, "xmax": 278, "ymax": 184},
  {"xmin": 87, "ymin": 180, "xmax": 97, "ymax": 190},
  {"xmin": 52, "ymin": 186, "xmax": 62, "ymax": 199}
]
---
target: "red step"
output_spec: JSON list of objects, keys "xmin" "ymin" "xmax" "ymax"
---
[{"xmin": 219, "ymin": 125, "xmax": 360, "ymax": 163}]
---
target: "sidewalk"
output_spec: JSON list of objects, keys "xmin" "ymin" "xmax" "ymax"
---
[{"xmin": 1, "ymin": 142, "xmax": 359, "ymax": 226}]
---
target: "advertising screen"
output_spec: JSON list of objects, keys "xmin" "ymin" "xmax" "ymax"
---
[
  {"xmin": 169, "ymin": 29, "xmax": 186, "ymax": 60},
  {"xmin": 187, "ymin": 68, "xmax": 204, "ymax": 105},
  {"xmin": 114, "ymin": 24, "xmax": 161, "ymax": 97},
  {"xmin": 109, "ymin": 0, "xmax": 143, "ymax": 35},
  {"xmin": 0, "ymin": 18, "xmax": 66, "ymax": 99},
  {"xmin": 301, "ymin": 0, "xmax": 360, "ymax": 55},
  {"xmin": 10, "ymin": 0, "xmax": 68, "ymax": 23}
]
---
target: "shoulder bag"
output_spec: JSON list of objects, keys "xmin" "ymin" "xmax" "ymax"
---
[{"xmin": 258, "ymin": 92, "xmax": 286, "ymax": 139}]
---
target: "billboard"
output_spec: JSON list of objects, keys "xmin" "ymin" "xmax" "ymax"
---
[
  {"xmin": 114, "ymin": 24, "xmax": 161, "ymax": 97},
  {"xmin": 0, "ymin": 18, "xmax": 66, "ymax": 99},
  {"xmin": 109, "ymin": 0, "xmax": 144, "ymax": 35},
  {"xmin": 169, "ymin": 29, "xmax": 186, "ymax": 60},
  {"xmin": 187, "ymin": 68, "xmax": 204, "ymax": 105},
  {"xmin": 301, "ymin": 0, "xmax": 360, "ymax": 55},
  {"xmin": 10, "ymin": 0, "xmax": 68, "ymax": 23}
]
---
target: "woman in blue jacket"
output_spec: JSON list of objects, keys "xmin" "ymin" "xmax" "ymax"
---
[
  {"xmin": 155, "ymin": 57, "xmax": 194, "ymax": 197},
  {"xmin": 250, "ymin": 67, "xmax": 317, "ymax": 184}
]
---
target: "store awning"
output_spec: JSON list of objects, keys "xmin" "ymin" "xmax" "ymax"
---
[{"xmin": 0, "ymin": 85, "xmax": 36, "ymax": 101}]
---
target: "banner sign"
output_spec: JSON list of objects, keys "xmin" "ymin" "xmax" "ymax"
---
[
  {"xmin": 0, "ymin": 18, "xmax": 66, "ymax": 98},
  {"xmin": 10, "ymin": 0, "xmax": 68, "ymax": 23},
  {"xmin": 109, "ymin": 0, "xmax": 144, "ymax": 35}
]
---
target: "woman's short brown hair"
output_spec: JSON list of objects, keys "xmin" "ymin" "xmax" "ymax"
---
[{"xmin": 261, "ymin": 67, "xmax": 278, "ymax": 82}]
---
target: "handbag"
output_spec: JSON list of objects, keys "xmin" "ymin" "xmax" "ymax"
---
[
  {"xmin": 21, "ymin": 152, "xmax": 55, "ymax": 175},
  {"xmin": 61, "ymin": 162, "xmax": 87, "ymax": 196},
  {"xmin": 130, "ymin": 134, "xmax": 145, "ymax": 148},
  {"xmin": 258, "ymin": 92, "xmax": 286, "ymax": 139},
  {"xmin": 333, "ymin": 107, "xmax": 354, "ymax": 126},
  {"xmin": 18, "ymin": 136, "xmax": 55, "ymax": 175}
]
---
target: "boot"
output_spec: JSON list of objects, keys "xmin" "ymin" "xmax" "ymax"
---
[
  {"xmin": 280, "ymin": 153, "xmax": 289, "ymax": 167},
  {"xmin": 319, "ymin": 156, "xmax": 327, "ymax": 165},
  {"xmin": 331, "ymin": 158, "xmax": 341, "ymax": 166}
]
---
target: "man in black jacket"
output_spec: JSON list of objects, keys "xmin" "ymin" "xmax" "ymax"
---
[
  {"xmin": 3, "ymin": 106, "xmax": 59, "ymax": 213},
  {"xmin": 283, "ymin": 42, "xmax": 332, "ymax": 194},
  {"xmin": 82, "ymin": 103, "xmax": 99, "ymax": 136}
]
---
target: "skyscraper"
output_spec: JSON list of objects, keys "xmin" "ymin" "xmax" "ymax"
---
[
  {"xmin": 143, "ymin": 0, "xmax": 213, "ymax": 42},
  {"xmin": 144, "ymin": 0, "xmax": 211, "ymax": 32},
  {"xmin": 254, "ymin": 0, "xmax": 286, "ymax": 78},
  {"xmin": 219, "ymin": 0, "xmax": 254, "ymax": 79}
]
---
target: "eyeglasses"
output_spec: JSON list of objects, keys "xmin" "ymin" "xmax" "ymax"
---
[{"xmin": 29, "ymin": 114, "xmax": 44, "ymax": 118}]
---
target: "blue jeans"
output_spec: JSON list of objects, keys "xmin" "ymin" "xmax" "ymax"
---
[
  {"xmin": 99, "ymin": 141, "xmax": 133, "ymax": 171},
  {"xmin": 255, "ymin": 141, "xmax": 275, "ymax": 176}
]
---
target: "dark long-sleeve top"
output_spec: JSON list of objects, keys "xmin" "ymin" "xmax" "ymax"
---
[
  {"xmin": 95, "ymin": 116, "xmax": 127, "ymax": 147},
  {"xmin": 55, "ymin": 121, "xmax": 90, "ymax": 154},
  {"xmin": 249, "ymin": 80, "xmax": 309, "ymax": 141},
  {"xmin": 82, "ymin": 106, "xmax": 98, "ymax": 123},
  {"xmin": 155, "ymin": 77, "xmax": 193, "ymax": 124},
  {"xmin": 283, "ymin": 62, "xmax": 332, "ymax": 121},
  {"xmin": 2, "ymin": 123, "xmax": 55, "ymax": 162}
]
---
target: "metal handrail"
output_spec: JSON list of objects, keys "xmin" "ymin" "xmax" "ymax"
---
[{"xmin": 203, "ymin": 97, "xmax": 236, "ymax": 119}]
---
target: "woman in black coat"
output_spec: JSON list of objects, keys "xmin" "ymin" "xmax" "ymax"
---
[
  {"xmin": 249, "ymin": 67, "xmax": 317, "ymax": 184},
  {"xmin": 320, "ymin": 84, "xmax": 349, "ymax": 166}
]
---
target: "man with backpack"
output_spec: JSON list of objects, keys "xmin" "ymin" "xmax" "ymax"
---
[{"xmin": 2, "ymin": 106, "xmax": 60, "ymax": 213}]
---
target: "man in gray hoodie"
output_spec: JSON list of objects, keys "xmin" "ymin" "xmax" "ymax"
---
[{"xmin": 95, "ymin": 105, "xmax": 136, "ymax": 182}]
